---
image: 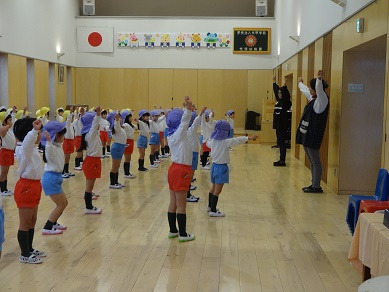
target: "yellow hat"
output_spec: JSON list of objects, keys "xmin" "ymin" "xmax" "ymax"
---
[
  {"xmin": 40, "ymin": 107, "xmax": 50, "ymax": 115},
  {"xmin": 89, "ymin": 107, "xmax": 95, "ymax": 112},
  {"xmin": 36, "ymin": 109, "xmax": 41, "ymax": 117},
  {"xmin": 0, "ymin": 112, "xmax": 7, "ymax": 123},
  {"xmin": 16, "ymin": 109, "xmax": 29, "ymax": 119},
  {"xmin": 62, "ymin": 110, "xmax": 70, "ymax": 120}
]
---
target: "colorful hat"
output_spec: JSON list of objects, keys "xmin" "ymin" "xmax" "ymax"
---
[
  {"xmin": 210, "ymin": 120, "xmax": 231, "ymax": 141},
  {"xmin": 138, "ymin": 110, "xmax": 149, "ymax": 118},
  {"xmin": 0, "ymin": 112, "xmax": 8, "ymax": 123},
  {"xmin": 120, "ymin": 110, "xmax": 130, "ymax": 122},
  {"xmin": 204, "ymin": 110, "xmax": 211, "ymax": 118},
  {"xmin": 40, "ymin": 121, "xmax": 66, "ymax": 146},
  {"xmin": 150, "ymin": 110, "xmax": 159, "ymax": 117},
  {"xmin": 16, "ymin": 109, "xmax": 29, "ymax": 119},
  {"xmin": 226, "ymin": 110, "xmax": 234, "ymax": 116},
  {"xmin": 81, "ymin": 112, "xmax": 96, "ymax": 134},
  {"xmin": 40, "ymin": 107, "xmax": 50, "ymax": 115},
  {"xmin": 106, "ymin": 111, "xmax": 117, "ymax": 129},
  {"xmin": 166, "ymin": 108, "xmax": 184, "ymax": 136}
]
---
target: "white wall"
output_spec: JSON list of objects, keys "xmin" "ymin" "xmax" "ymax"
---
[
  {"xmin": 0, "ymin": 0, "xmax": 79, "ymax": 66},
  {"xmin": 275, "ymin": 0, "xmax": 374, "ymax": 65},
  {"xmin": 74, "ymin": 17, "xmax": 277, "ymax": 69}
]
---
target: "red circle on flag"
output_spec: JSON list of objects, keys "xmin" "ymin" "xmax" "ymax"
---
[{"xmin": 88, "ymin": 32, "xmax": 102, "ymax": 47}]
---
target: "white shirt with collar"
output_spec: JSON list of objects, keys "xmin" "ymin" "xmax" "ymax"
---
[
  {"xmin": 44, "ymin": 141, "xmax": 65, "ymax": 173},
  {"xmin": 99, "ymin": 118, "xmax": 110, "ymax": 132},
  {"xmin": 112, "ymin": 120, "xmax": 127, "ymax": 144},
  {"xmin": 64, "ymin": 113, "xmax": 74, "ymax": 139},
  {"xmin": 86, "ymin": 115, "xmax": 102, "ymax": 157},
  {"xmin": 201, "ymin": 112, "xmax": 215, "ymax": 142},
  {"xmin": 15, "ymin": 129, "xmax": 44, "ymax": 180},
  {"xmin": 123, "ymin": 123, "xmax": 135, "ymax": 140},
  {"xmin": 206, "ymin": 136, "xmax": 248, "ymax": 164},
  {"xmin": 138, "ymin": 120, "xmax": 150, "ymax": 137}
]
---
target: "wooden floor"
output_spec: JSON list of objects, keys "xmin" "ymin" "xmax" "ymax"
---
[{"xmin": 0, "ymin": 143, "xmax": 361, "ymax": 291}]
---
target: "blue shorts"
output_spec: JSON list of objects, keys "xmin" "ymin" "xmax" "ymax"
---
[
  {"xmin": 108, "ymin": 131, "xmax": 112, "ymax": 139},
  {"xmin": 210, "ymin": 163, "xmax": 229, "ymax": 184},
  {"xmin": 0, "ymin": 208, "xmax": 4, "ymax": 251},
  {"xmin": 199, "ymin": 135, "xmax": 203, "ymax": 145},
  {"xmin": 42, "ymin": 171, "xmax": 63, "ymax": 196},
  {"xmin": 191, "ymin": 152, "xmax": 199, "ymax": 170},
  {"xmin": 163, "ymin": 128, "xmax": 168, "ymax": 138},
  {"xmin": 137, "ymin": 135, "xmax": 148, "ymax": 149},
  {"xmin": 149, "ymin": 132, "xmax": 160, "ymax": 145},
  {"xmin": 111, "ymin": 142, "xmax": 126, "ymax": 160},
  {"xmin": 228, "ymin": 128, "xmax": 234, "ymax": 138}
]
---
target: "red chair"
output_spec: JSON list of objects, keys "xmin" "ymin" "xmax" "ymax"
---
[{"xmin": 359, "ymin": 200, "xmax": 389, "ymax": 214}]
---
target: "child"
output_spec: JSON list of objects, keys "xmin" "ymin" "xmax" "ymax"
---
[
  {"xmin": 167, "ymin": 96, "xmax": 197, "ymax": 242},
  {"xmin": 207, "ymin": 120, "xmax": 257, "ymax": 217},
  {"xmin": 200, "ymin": 110, "xmax": 214, "ymax": 170},
  {"xmin": 122, "ymin": 110, "xmax": 137, "ymax": 179},
  {"xmin": 99, "ymin": 109, "xmax": 110, "ymax": 158},
  {"xmin": 13, "ymin": 117, "xmax": 45, "ymax": 264},
  {"xmin": 40, "ymin": 121, "xmax": 68, "ymax": 235},
  {"xmin": 78, "ymin": 107, "xmax": 103, "ymax": 214},
  {"xmin": 225, "ymin": 110, "xmax": 235, "ymax": 151},
  {"xmin": 56, "ymin": 107, "xmax": 64, "ymax": 122},
  {"xmin": 62, "ymin": 107, "xmax": 76, "ymax": 178},
  {"xmin": 137, "ymin": 110, "xmax": 150, "ymax": 172},
  {"xmin": 72, "ymin": 108, "xmax": 84, "ymax": 171},
  {"xmin": 149, "ymin": 110, "xmax": 165, "ymax": 168},
  {"xmin": 158, "ymin": 109, "xmax": 168, "ymax": 158},
  {"xmin": 107, "ymin": 111, "xmax": 127, "ymax": 189},
  {"xmin": 0, "ymin": 107, "xmax": 17, "ymax": 196}
]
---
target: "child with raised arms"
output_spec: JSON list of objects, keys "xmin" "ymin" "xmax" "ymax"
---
[{"xmin": 137, "ymin": 110, "xmax": 150, "ymax": 172}]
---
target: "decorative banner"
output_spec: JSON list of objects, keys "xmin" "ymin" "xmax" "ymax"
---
[
  {"xmin": 77, "ymin": 27, "xmax": 114, "ymax": 53},
  {"xmin": 117, "ymin": 33, "xmax": 231, "ymax": 49},
  {"xmin": 233, "ymin": 28, "xmax": 271, "ymax": 54}
]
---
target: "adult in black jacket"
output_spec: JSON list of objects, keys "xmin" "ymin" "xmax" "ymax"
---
[
  {"xmin": 296, "ymin": 70, "xmax": 329, "ymax": 193},
  {"xmin": 272, "ymin": 76, "xmax": 292, "ymax": 166}
]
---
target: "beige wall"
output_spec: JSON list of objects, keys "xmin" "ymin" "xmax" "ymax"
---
[
  {"xmin": 55, "ymin": 64, "xmax": 67, "ymax": 109},
  {"xmin": 8, "ymin": 54, "xmax": 27, "ymax": 109}
]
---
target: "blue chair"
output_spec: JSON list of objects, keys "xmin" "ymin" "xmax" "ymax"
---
[{"xmin": 346, "ymin": 168, "xmax": 389, "ymax": 235}]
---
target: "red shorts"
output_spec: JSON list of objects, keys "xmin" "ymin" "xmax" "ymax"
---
[
  {"xmin": 168, "ymin": 163, "xmax": 192, "ymax": 191},
  {"xmin": 62, "ymin": 139, "xmax": 75, "ymax": 154},
  {"xmin": 82, "ymin": 156, "xmax": 102, "ymax": 179},
  {"xmin": 0, "ymin": 148, "xmax": 14, "ymax": 166},
  {"xmin": 74, "ymin": 136, "xmax": 82, "ymax": 151},
  {"xmin": 159, "ymin": 132, "xmax": 164, "ymax": 143},
  {"xmin": 124, "ymin": 139, "xmax": 134, "ymax": 154},
  {"xmin": 14, "ymin": 178, "xmax": 42, "ymax": 208},
  {"xmin": 202, "ymin": 142, "xmax": 211, "ymax": 152},
  {"xmin": 100, "ymin": 131, "xmax": 109, "ymax": 143}
]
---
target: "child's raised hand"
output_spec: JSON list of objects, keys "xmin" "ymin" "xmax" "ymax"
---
[
  {"xmin": 298, "ymin": 77, "xmax": 303, "ymax": 83},
  {"xmin": 133, "ymin": 117, "xmax": 138, "ymax": 122},
  {"xmin": 43, "ymin": 130, "xmax": 51, "ymax": 142},
  {"xmin": 33, "ymin": 119, "xmax": 42, "ymax": 131},
  {"xmin": 12, "ymin": 106, "xmax": 17, "ymax": 113},
  {"xmin": 0, "ymin": 125, "xmax": 10, "ymax": 137},
  {"xmin": 23, "ymin": 107, "xmax": 28, "ymax": 114},
  {"xmin": 184, "ymin": 96, "xmax": 192, "ymax": 110},
  {"xmin": 95, "ymin": 106, "xmax": 101, "ymax": 116},
  {"xmin": 200, "ymin": 107, "xmax": 207, "ymax": 116}
]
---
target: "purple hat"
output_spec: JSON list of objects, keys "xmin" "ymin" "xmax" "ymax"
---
[
  {"xmin": 81, "ymin": 112, "xmax": 96, "ymax": 135},
  {"xmin": 106, "ymin": 111, "xmax": 117, "ymax": 129},
  {"xmin": 120, "ymin": 110, "xmax": 130, "ymax": 123},
  {"xmin": 150, "ymin": 110, "xmax": 159, "ymax": 117},
  {"xmin": 41, "ymin": 121, "xmax": 66, "ymax": 146},
  {"xmin": 204, "ymin": 110, "xmax": 211, "ymax": 118},
  {"xmin": 210, "ymin": 120, "xmax": 231, "ymax": 141},
  {"xmin": 166, "ymin": 108, "xmax": 184, "ymax": 136},
  {"xmin": 189, "ymin": 111, "xmax": 197, "ymax": 127},
  {"xmin": 138, "ymin": 109, "xmax": 149, "ymax": 118},
  {"xmin": 226, "ymin": 110, "xmax": 235, "ymax": 116}
]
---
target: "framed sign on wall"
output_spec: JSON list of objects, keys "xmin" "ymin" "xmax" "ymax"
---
[{"xmin": 233, "ymin": 28, "xmax": 271, "ymax": 54}]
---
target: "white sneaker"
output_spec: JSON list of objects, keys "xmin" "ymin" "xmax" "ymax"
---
[
  {"xmin": 206, "ymin": 161, "xmax": 210, "ymax": 166},
  {"xmin": 161, "ymin": 154, "xmax": 169, "ymax": 158},
  {"xmin": 124, "ymin": 173, "xmax": 136, "ymax": 179},
  {"xmin": 1, "ymin": 191, "xmax": 12, "ymax": 196},
  {"xmin": 209, "ymin": 211, "xmax": 225, "ymax": 217},
  {"xmin": 85, "ymin": 207, "xmax": 102, "ymax": 214},
  {"xmin": 118, "ymin": 183, "xmax": 125, "ymax": 188},
  {"xmin": 101, "ymin": 155, "xmax": 106, "ymax": 159},
  {"xmin": 168, "ymin": 232, "xmax": 179, "ymax": 238},
  {"xmin": 190, "ymin": 185, "xmax": 197, "ymax": 190},
  {"xmin": 92, "ymin": 192, "xmax": 99, "ymax": 197},
  {"xmin": 31, "ymin": 249, "xmax": 47, "ymax": 257},
  {"xmin": 109, "ymin": 184, "xmax": 122, "ymax": 189},
  {"xmin": 150, "ymin": 164, "xmax": 159, "ymax": 169},
  {"xmin": 74, "ymin": 166, "xmax": 82, "ymax": 171},
  {"xmin": 42, "ymin": 228, "xmax": 63, "ymax": 235},
  {"xmin": 53, "ymin": 223, "xmax": 67, "ymax": 230},
  {"xmin": 66, "ymin": 172, "xmax": 75, "ymax": 177},
  {"xmin": 62, "ymin": 173, "xmax": 69, "ymax": 178},
  {"xmin": 179, "ymin": 233, "xmax": 195, "ymax": 242},
  {"xmin": 106, "ymin": 151, "xmax": 111, "ymax": 155},
  {"xmin": 186, "ymin": 195, "xmax": 199, "ymax": 202},
  {"xmin": 207, "ymin": 206, "xmax": 219, "ymax": 212},
  {"xmin": 201, "ymin": 166, "xmax": 210, "ymax": 170},
  {"xmin": 19, "ymin": 254, "xmax": 42, "ymax": 264},
  {"xmin": 154, "ymin": 160, "xmax": 162, "ymax": 164}
]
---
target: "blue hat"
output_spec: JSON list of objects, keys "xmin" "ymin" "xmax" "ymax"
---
[
  {"xmin": 166, "ymin": 108, "xmax": 184, "ymax": 136},
  {"xmin": 226, "ymin": 110, "xmax": 235, "ymax": 116},
  {"xmin": 204, "ymin": 110, "xmax": 211, "ymax": 118},
  {"xmin": 40, "ymin": 121, "xmax": 66, "ymax": 146},
  {"xmin": 210, "ymin": 120, "xmax": 231, "ymax": 141},
  {"xmin": 150, "ymin": 110, "xmax": 159, "ymax": 117},
  {"xmin": 189, "ymin": 111, "xmax": 197, "ymax": 127},
  {"xmin": 106, "ymin": 111, "xmax": 117, "ymax": 129},
  {"xmin": 81, "ymin": 112, "xmax": 96, "ymax": 135},
  {"xmin": 138, "ymin": 110, "xmax": 149, "ymax": 118},
  {"xmin": 120, "ymin": 110, "xmax": 130, "ymax": 123}
]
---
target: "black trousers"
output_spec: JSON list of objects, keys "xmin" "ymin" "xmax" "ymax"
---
[{"xmin": 276, "ymin": 128, "xmax": 286, "ymax": 162}]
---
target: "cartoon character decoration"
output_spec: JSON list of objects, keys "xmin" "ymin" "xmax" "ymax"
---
[
  {"xmin": 218, "ymin": 34, "xmax": 231, "ymax": 48},
  {"xmin": 144, "ymin": 34, "xmax": 155, "ymax": 48},
  {"xmin": 175, "ymin": 33, "xmax": 186, "ymax": 48},
  {"xmin": 160, "ymin": 34, "xmax": 171, "ymax": 48},
  {"xmin": 190, "ymin": 33, "xmax": 201, "ymax": 49},
  {"xmin": 204, "ymin": 33, "xmax": 218, "ymax": 49},
  {"xmin": 117, "ymin": 33, "xmax": 129, "ymax": 47},
  {"xmin": 129, "ymin": 33, "xmax": 139, "ymax": 47}
]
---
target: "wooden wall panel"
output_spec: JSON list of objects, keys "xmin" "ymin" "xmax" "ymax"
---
[
  {"xmin": 198, "ymin": 70, "xmax": 223, "ymax": 121},
  {"xmin": 55, "ymin": 64, "xmax": 67, "ymax": 109},
  {"xmin": 148, "ymin": 69, "xmax": 173, "ymax": 110},
  {"xmin": 123, "ymin": 69, "xmax": 149, "ymax": 117},
  {"xmin": 248, "ymin": 70, "xmax": 273, "ymax": 119},
  {"xmin": 8, "ymin": 54, "xmax": 27, "ymax": 109},
  {"xmin": 172, "ymin": 69, "xmax": 198, "ymax": 109},
  {"xmin": 99, "ymin": 68, "xmax": 125, "ymax": 110},
  {"xmin": 75, "ymin": 68, "xmax": 100, "ymax": 107},
  {"xmin": 34, "ymin": 59, "xmax": 49, "ymax": 112},
  {"xmin": 222, "ymin": 70, "xmax": 248, "ymax": 129}
]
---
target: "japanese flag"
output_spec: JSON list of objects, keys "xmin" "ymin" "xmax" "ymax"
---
[{"xmin": 77, "ymin": 27, "xmax": 114, "ymax": 53}]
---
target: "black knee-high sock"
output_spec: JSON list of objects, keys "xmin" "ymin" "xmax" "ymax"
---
[
  {"xmin": 0, "ymin": 181, "xmax": 6, "ymax": 192},
  {"xmin": 123, "ymin": 162, "xmax": 130, "ymax": 175},
  {"xmin": 161, "ymin": 148, "xmax": 165, "ymax": 155},
  {"xmin": 75, "ymin": 157, "xmax": 80, "ymax": 167},
  {"xmin": 138, "ymin": 159, "xmax": 145, "ymax": 170},
  {"xmin": 102, "ymin": 147, "xmax": 106, "ymax": 156},
  {"xmin": 208, "ymin": 193, "xmax": 213, "ymax": 207},
  {"xmin": 110, "ymin": 172, "xmax": 115, "ymax": 185},
  {"xmin": 4, "ymin": 180, "xmax": 8, "ymax": 191},
  {"xmin": 17, "ymin": 230, "xmax": 31, "ymax": 257},
  {"xmin": 187, "ymin": 190, "xmax": 191, "ymax": 198},
  {"xmin": 211, "ymin": 195, "xmax": 219, "ymax": 213},
  {"xmin": 154, "ymin": 152, "xmax": 159, "ymax": 161},
  {"xmin": 65, "ymin": 163, "xmax": 69, "ymax": 173},
  {"xmin": 80, "ymin": 156, "xmax": 84, "ymax": 163},
  {"xmin": 84, "ymin": 192, "xmax": 93, "ymax": 209},
  {"xmin": 28, "ymin": 228, "xmax": 35, "ymax": 252},
  {"xmin": 203, "ymin": 152, "xmax": 209, "ymax": 166},
  {"xmin": 107, "ymin": 145, "xmax": 110, "ymax": 152},
  {"xmin": 167, "ymin": 212, "xmax": 178, "ymax": 233},
  {"xmin": 156, "ymin": 151, "xmax": 160, "ymax": 158},
  {"xmin": 149, "ymin": 154, "xmax": 154, "ymax": 165},
  {"xmin": 177, "ymin": 213, "xmax": 187, "ymax": 237},
  {"xmin": 43, "ymin": 220, "xmax": 54, "ymax": 230},
  {"xmin": 115, "ymin": 172, "xmax": 119, "ymax": 184}
]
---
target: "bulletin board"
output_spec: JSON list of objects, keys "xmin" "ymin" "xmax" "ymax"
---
[{"xmin": 233, "ymin": 28, "xmax": 271, "ymax": 55}]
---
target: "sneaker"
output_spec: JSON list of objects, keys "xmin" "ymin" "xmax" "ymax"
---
[
  {"xmin": 186, "ymin": 195, "xmax": 199, "ymax": 202},
  {"xmin": 207, "ymin": 206, "xmax": 219, "ymax": 212},
  {"xmin": 62, "ymin": 173, "xmax": 69, "ymax": 179},
  {"xmin": 190, "ymin": 185, "xmax": 197, "ymax": 190},
  {"xmin": 191, "ymin": 178, "xmax": 196, "ymax": 183},
  {"xmin": 154, "ymin": 160, "xmax": 162, "ymax": 164},
  {"xmin": 85, "ymin": 207, "xmax": 102, "ymax": 214},
  {"xmin": 168, "ymin": 232, "xmax": 179, "ymax": 238},
  {"xmin": 209, "ymin": 211, "xmax": 225, "ymax": 217},
  {"xmin": 74, "ymin": 166, "xmax": 82, "ymax": 171},
  {"xmin": 92, "ymin": 192, "xmax": 99, "ymax": 197},
  {"xmin": 66, "ymin": 172, "xmax": 75, "ymax": 177},
  {"xmin": 124, "ymin": 173, "xmax": 136, "ymax": 179},
  {"xmin": 201, "ymin": 166, "xmax": 210, "ymax": 170},
  {"xmin": 38, "ymin": 149, "xmax": 43, "ymax": 153},
  {"xmin": 273, "ymin": 161, "xmax": 286, "ymax": 167},
  {"xmin": 150, "ymin": 164, "xmax": 159, "ymax": 169},
  {"xmin": 302, "ymin": 186, "xmax": 323, "ymax": 193},
  {"xmin": 206, "ymin": 161, "xmax": 210, "ymax": 166},
  {"xmin": 179, "ymin": 233, "xmax": 195, "ymax": 242},
  {"xmin": 118, "ymin": 183, "xmax": 125, "ymax": 188},
  {"xmin": 138, "ymin": 167, "xmax": 149, "ymax": 172},
  {"xmin": 229, "ymin": 147, "xmax": 234, "ymax": 151},
  {"xmin": 42, "ymin": 228, "xmax": 63, "ymax": 235},
  {"xmin": 101, "ymin": 155, "xmax": 106, "ymax": 159},
  {"xmin": 53, "ymin": 223, "xmax": 67, "ymax": 230},
  {"xmin": 31, "ymin": 249, "xmax": 47, "ymax": 257},
  {"xmin": 1, "ymin": 191, "xmax": 12, "ymax": 196},
  {"xmin": 106, "ymin": 151, "xmax": 111, "ymax": 155},
  {"xmin": 161, "ymin": 154, "xmax": 169, "ymax": 158},
  {"xmin": 19, "ymin": 254, "xmax": 42, "ymax": 264},
  {"xmin": 7, "ymin": 190, "xmax": 13, "ymax": 195},
  {"xmin": 109, "ymin": 184, "xmax": 122, "ymax": 189}
]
